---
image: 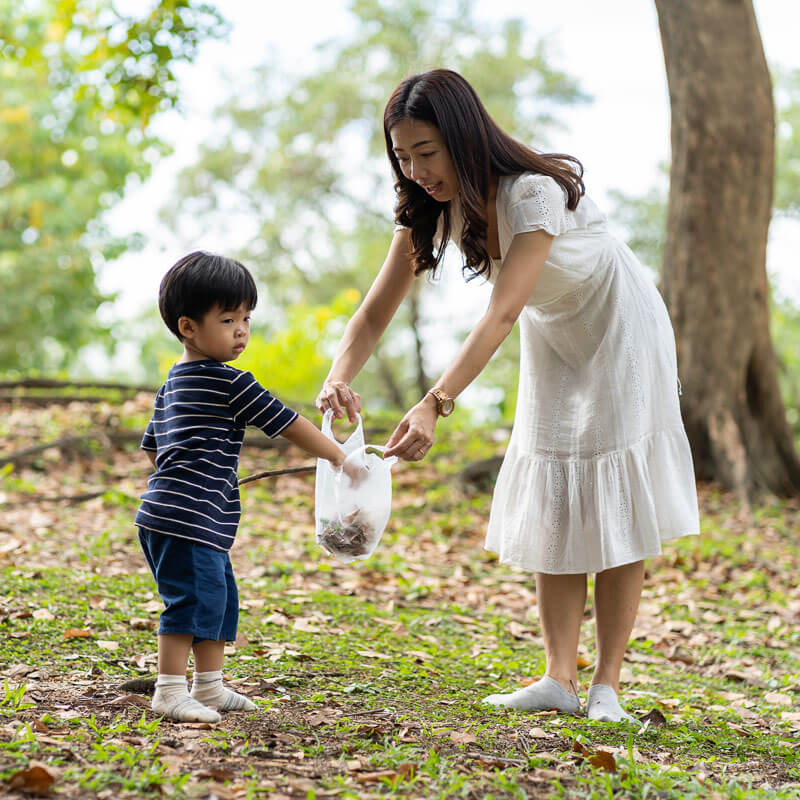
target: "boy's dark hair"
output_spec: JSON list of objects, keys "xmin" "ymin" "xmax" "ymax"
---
[{"xmin": 158, "ymin": 251, "xmax": 258, "ymax": 340}]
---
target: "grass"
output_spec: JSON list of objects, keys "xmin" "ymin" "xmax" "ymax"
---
[{"xmin": 1, "ymin": 399, "xmax": 799, "ymax": 798}]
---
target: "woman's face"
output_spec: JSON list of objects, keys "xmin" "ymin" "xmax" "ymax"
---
[{"xmin": 390, "ymin": 119, "xmax": 458, "ymax": 203}]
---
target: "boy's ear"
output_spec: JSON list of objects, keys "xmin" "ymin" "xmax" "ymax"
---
[{"xmin": 177, "ymin": 316, "xmax": 196, "ymax": 338}]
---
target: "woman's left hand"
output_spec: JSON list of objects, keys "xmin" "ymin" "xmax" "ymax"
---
[{"xmin": 384, "ymin": 396, "xmax": 438, "ymax": 461}]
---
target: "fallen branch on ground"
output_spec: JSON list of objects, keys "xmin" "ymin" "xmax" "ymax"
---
[{"xmin": 239, "ymin": 465, "xmax": 315, "ymax": 484}]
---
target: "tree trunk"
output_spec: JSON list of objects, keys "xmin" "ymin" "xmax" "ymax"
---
[
  {"xmin": 407, "ymin": 280, "xmax": 430, "ymax": 400},
  {"xmin": 373, "ymin": 341, "xmax": 408, "ymax": 411},
  {"xmin": 655, "ymin": 0, "xmax": 800, "ymax": 497}
]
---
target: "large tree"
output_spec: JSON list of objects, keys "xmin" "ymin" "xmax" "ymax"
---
[
  {"xmin": 654, "ymin": 0, "xmax": 800, "ymax": 496},
  {"xmin": 0, "ymin": 0, "xmax": 225, "ymax": 372},
  {"xmin": 167, "ymin": 0, "xmax": 588, "ymax": 411}
]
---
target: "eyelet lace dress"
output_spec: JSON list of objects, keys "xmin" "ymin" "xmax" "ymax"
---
[{"xmin": 473, "ymin": 173, "xmax": 699, "ymax": 573}]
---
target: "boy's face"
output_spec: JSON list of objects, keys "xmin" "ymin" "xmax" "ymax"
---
[{"xmin": 178, "ymin": 303, "xmax": 251, "ymax": 363}]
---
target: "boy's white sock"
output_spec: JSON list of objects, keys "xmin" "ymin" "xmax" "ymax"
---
[
  {"xmin": 586, "ymin": 683, "xmax": 635, "ymax": 722},
  {"xmin": 482, "ymin": 675, "xmax": 581, "ymax": 713},
  {"xmin": 152, "ymin": 674, "xmax": 221, "ymax": 723},
  {"xmin": 191, "ymin": 670, "xmax": 256, "ymax": 712}
]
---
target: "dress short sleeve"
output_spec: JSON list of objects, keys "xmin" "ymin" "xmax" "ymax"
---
[{"xmin": 507, "ymin": 173, "xmax": 579, "ymax": 238}]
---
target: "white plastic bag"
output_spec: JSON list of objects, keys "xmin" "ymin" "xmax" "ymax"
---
[{"xmin": 315, "ymin": 410, "xmax": 397, "ymax": 563}]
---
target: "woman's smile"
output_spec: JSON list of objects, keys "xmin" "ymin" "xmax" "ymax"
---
[{"xmin": 421, "ymin": 181, "xmax": 443, "ymax": 196}]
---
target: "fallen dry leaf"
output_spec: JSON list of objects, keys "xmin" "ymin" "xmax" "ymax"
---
[
  {"xmin": 765, "ymin": 692, "xmax": 793, "ymax": 706},
  {"xmin": 63, "ymin": 628, "xmax": 92, "ymax": 639},
  {"xmin": 572, "ymin": 740, "xmax": 617, "ymax": 773},
  {"xmin": 355, "ymin": 769, "xmax": 402, "ymax": 783},
  {"xmin": 6, "ymin": 761, "xmax": 59, "ymax": 795},
  {"xmin": 450, "ymin": 730, "xmax": 478, "ymax": 745},
  {"xmin": 292, "ymin": 617, "xmax": 320, "ymax": 633},
  {"xmin": 588, "ymin": 750, "xmax": 617, "ymax": 772},
  {"xmin": 194, "ymin": 767, "xmax": 238, "ymax": 781},
  {"xmin": 203, "ymin": 781, "xmax": 239, "ymax": 800},
  {"xmin": 356, "ymin": 649, "xmax": 392, "ymax": 660},
  {"xmin": 638, "ymin": 708, "xmax": 667, "ymax": 730},
  {"xmin": 307, "ymin": 710, "xmax": 340, "ymax": 726},
  {"xmin": 103, "ymin": 694, "xmax": 151, "ymax": 709},
  {"xmin": 5, "ymin": 663, "xmax": 36, "ymax": 678}
]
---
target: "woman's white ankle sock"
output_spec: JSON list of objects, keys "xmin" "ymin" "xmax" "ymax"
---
[
  {"xmin": 586, "ymin": 684, "xmax": 635, "ymax": 722},
  {"xmin": 152, "ymin": 674, "xmax": 221, "ymax": 723},
  {"xmin": 482, "ymin": 675, "xmax": 581, "ymax": 712},
  {"xmin": 191, "ymin": 670, "xmax": 255, "ymax": 712}
]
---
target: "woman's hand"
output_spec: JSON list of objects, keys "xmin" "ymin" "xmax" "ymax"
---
[
  {"xmin": 316, "ymin": 380, "xmax": 362, "ymax": 422},
  {"xmin": 384, "ymin": 395, "xmax": 438, "ymax": 461}
]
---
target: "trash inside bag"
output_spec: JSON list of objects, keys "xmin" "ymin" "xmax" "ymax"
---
[{"xmin": 315, "ymin": 410, "xmax": 397, "ymax": 563}]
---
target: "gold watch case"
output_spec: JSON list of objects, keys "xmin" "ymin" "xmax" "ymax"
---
[{"xmin": 429, "ymin": 388, "xmax": 455, "ymax": 417}]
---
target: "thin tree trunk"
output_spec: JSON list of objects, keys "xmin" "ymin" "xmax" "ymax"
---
[
  {"xmin": 655, "ymin": 0, "xmax": 800, "ymax": 497},
  {"xmin": 373, "ymin": 341, "xmax": 408, "ymax": 410},
  {"xmin": 407, "ymin": 280, "xmax": 429, "ymax": 400}
]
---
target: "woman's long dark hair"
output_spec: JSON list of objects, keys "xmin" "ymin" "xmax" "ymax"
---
[{"xmin": 383, "ymin": 69, "xmax": 584, "ymax": 279}]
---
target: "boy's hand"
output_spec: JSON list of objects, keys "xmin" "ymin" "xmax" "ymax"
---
[{"xmin": 341, "ymin": 453, "xmax": 370, "ymax": 488}]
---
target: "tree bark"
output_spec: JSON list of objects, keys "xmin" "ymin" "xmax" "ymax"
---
[
  {"xmin": 407, "ymin": 280, "xmax": 430, "ymax": 400},
  {"xmin": 655, "ymin": 0, "xmax": 800, "ymax": 497}
]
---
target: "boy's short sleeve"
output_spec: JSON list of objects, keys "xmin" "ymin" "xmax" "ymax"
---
[
  {"xmin": 228, "ymin": 371, "xmax": 298, "ymax": 438},
  {"xmin": 141, "ymin": 419, "xmax": 157, "ymax": 452}
]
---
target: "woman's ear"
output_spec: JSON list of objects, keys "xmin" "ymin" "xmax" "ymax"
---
[{"xmin": 177, "ymin": 316, "xmax": 195, "ymax": 339}]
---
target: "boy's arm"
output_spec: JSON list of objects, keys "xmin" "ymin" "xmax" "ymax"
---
[
  {"xmin": 280, "ymin": 415, "xmax": 345, "ymax": 467},
  {"xmin": 144, "ymin": 450, "xmax": 157, "ymax": 468}
]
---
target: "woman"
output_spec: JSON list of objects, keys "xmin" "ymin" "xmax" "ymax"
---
[{"xmin": 316, "ymin": 69, "xmax": 699, "ymax": 722}]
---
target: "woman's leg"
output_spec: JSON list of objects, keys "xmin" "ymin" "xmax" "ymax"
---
[
  {"xmin": 588, "ymin": 559, "xmax": 645, "ymax": 721},
  {"xmin": 537, "ymin": 571, "xmax": 587, "ymax": 691},
  {"xmin": 483, "ymin": 572, "xmax": 586, "ymax": 711}
]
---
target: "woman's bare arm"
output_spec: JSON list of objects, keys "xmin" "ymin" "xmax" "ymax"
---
[
  {"xmin": 317, "ymin": 229, "xmax": 416, "ymax": 419},
  {"xmin": 385, "ymin": 229, "xmax": 554, "ymax": 459},
  {"xmin": 429, "ymin": 229, "xmax": 554, "ymax": 399}
]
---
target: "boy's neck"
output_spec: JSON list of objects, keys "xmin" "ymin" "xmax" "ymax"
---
[{"xmin": 179, "ymin": 343, "xmax": 214, "ymax": 363}]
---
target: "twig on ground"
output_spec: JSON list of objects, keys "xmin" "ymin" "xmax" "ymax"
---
[{"xmin": 239, "ymin": 465, "xmax": 315, "ymax": 485}]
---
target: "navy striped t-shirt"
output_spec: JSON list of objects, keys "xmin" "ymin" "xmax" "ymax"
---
[{"xmin": 135, "ymin": 360, "xmax": 298, "ymax": 551}]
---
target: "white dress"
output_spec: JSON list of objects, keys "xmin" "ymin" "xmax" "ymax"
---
[{"xmin": 449, "ymin": 172, "xmax": 699, "ymax": 574}]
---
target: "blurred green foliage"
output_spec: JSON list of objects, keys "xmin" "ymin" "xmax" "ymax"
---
[
  {"xmin": 775, "ymin": 67, "xmax": 800, "ymax": 214},
  {"xmin": 166, "ymin": 0, "xmax": 589, "ymax": 414},
  {"xmin": 153, "ymin": 289, "xmax": 363, "ymax": 405},
  {"xmin": 0, "ymin": 0, "xmax": 225, "ymax": 372}
]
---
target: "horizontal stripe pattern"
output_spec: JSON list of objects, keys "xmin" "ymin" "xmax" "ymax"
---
[{"xmin": 136, "ymin": 359, "xmax": 297, "ymax": 550}]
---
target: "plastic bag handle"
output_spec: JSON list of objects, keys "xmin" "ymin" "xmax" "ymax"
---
[{"xmin": 321, "ymin": 409, "xmax": 364, "ymax": 448}]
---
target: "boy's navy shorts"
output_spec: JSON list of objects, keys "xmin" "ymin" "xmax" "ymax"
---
[{"xmin": 138, "ymin": 529, "xmax": 238, "ymax": 643}]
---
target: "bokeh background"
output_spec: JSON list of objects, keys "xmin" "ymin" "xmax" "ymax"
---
[{"xmin": 2, "ymin": 0, "xmax": 799, "ymax": 430}]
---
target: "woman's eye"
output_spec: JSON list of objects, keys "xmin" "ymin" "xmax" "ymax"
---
[{"xmin": 421, "ymin": 152, "xmax": 435, "ymax": 158}]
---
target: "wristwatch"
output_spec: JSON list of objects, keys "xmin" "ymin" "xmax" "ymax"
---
[{"xmin": 427, "ymin": 388, "xmax": 455, "ymax": 417}]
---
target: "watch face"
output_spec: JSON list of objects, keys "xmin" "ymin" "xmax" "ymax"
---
[{"xmin": 441, "ymin": 398, "xmax": 455, "ymax": 415}]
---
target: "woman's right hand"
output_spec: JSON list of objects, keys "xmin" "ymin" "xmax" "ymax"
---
[{"xmin": 316, "ymin": 379, "xmax": 362, "ymax": 422}]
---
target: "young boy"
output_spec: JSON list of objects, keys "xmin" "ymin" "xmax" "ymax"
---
[{"xmin": 136, "ymin": 251, "xmax": 364, "ymax": 723}]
